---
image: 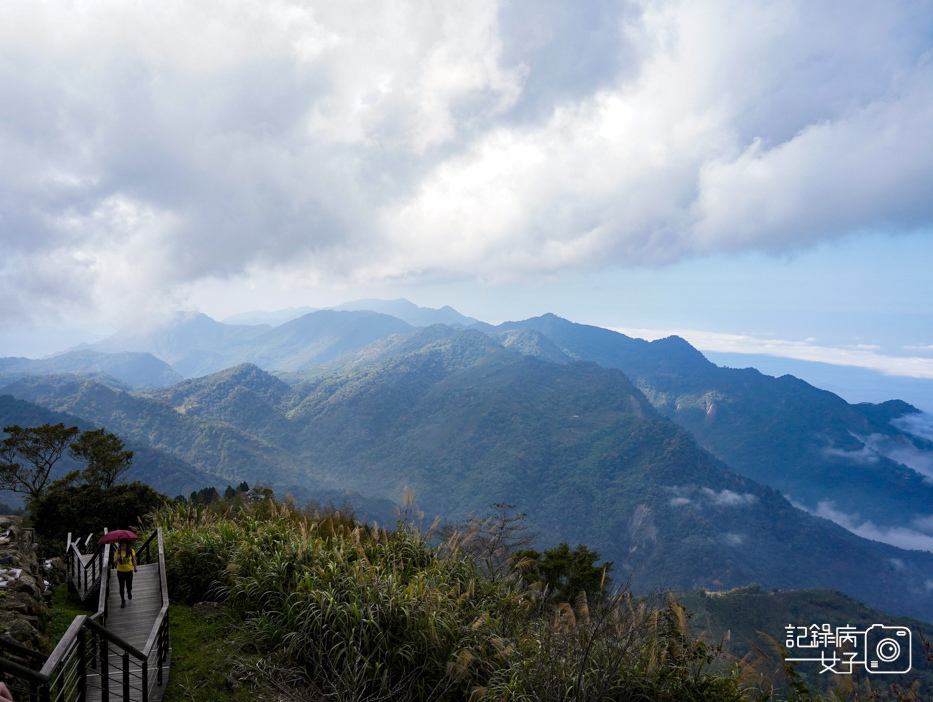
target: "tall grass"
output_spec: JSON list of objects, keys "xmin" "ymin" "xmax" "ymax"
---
[{"xmin": 149, "ymin": 499, "xmax": 749, "ymax": 701}]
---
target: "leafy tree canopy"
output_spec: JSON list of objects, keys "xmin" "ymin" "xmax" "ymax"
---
[
  {"xmin": 68, "ymin": 427, "xmax": 133, "ymax": 489},
  {"xmin": 0, "ymin": 423, "xmax": 80, "ymax": 502},
  {"xmin": 515, "ymin": 542, "xmax": 613, "ymax": 604},
  {"xmin": 32, "ymin": 481, "xmax": 167, "ymax": 552}
]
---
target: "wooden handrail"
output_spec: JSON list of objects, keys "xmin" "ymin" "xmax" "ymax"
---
[
  {"xmin": 0, "ymin": 635, "xmax": 49, "ymax": 665},
  {"xmin": 83, "ymin": 618, "xmax": 146, "ymax": 661},
  {"xmin": 0, "ymin": 654, "xmax": 47, "ymax": 685},
  {"xmin": 39, "ymin": 616, "xmax": 86, "ymax": 677},
  {"xmin": 142, "ymin": 530, "xmax": 169, "ymax": 658}
]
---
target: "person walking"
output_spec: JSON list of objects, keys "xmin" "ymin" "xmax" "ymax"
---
[{"xmin": 113, "ymin": 538, "xmax": 138, "ymax": 608}]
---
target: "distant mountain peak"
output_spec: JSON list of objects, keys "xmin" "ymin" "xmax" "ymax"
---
[{"xmin": 331, "ymin": 299, "xmax": 480, "ymax": 327}]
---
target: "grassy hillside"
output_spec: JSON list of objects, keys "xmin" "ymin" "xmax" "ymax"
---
[
  {"xmin": 149, "ymin": 498, "xmax": 933, "ymax": 701},
  {"xmin": 153, "ymin": 498, "xmax": 747, "ymax": 702}
]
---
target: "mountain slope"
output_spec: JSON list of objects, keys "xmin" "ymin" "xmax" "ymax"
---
[
  {"xmin": 272, "ymin": 334, "xmax": 933, "ymax": 620},
  {"xmin": 0, "ymin": 351, "xmax": 182, "ymax": 388},
  {"xmin": 232, "ymin": 309, "xmax": 414, "ymax": 372},
  {"xmin": 89, "ymin": 310, "xmax": 414, "ymax": 377},
  {"xmin": 499, "ymin": 315, "xmax": 933, "ymax": 538},
  {"xmin": 88, "ymin": 311, "xmax": 272, "ymax": 377},
  {"xmin": 0, "ymin": 376, "xmax": 307, "ymax": 489},
  {"xmin": 10, "ymin": 332, "xmax": 933, "ymax": 620},
  {"xmin": 674, "ymin": 586, "xmax": 933, "ymax": 691},
  {"xmin": 0, "ymin": 394, "xmax": 216, "ymax": 497},
  {"xmin": 54, "ymin": 331, "xmax": 933, "ymax": 620},
  {"xmin": 332, "ymin": 298, "xmax": 480, "ymax": 327}
]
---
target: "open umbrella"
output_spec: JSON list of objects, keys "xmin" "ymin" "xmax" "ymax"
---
[{"xmin": 98, "ymin": 530, "xmax": 138, "ymax": 544}]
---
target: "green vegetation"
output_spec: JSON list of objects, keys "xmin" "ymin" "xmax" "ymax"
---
[
  {"xmin": 673, "ymin": 586, "xmax": 933, "ymax": 698},
  {"xmin": 152, "ymin": 497, "xmax": 744, "ymax": 702},
  {"xmin": 505, "ymin": 314, "xmax": 933, "ymax": 534},
  {"xmin": 12, "ymin": 333, "xmax": 933, "ymax": 622},
  {"xmin": 31, "ymin": 481, "xmax": 167, "ymax": 554},
  {"xmin": 45, "ymin": 584, "xmax": 93, "ymax": 650},
  {"xmin": 0, "ymin": 421, "xmax": 136, "ymax": 506},
  {"xmin": 163, "ymin": 604, "xmax": 255, "ymax": 702},
  {"xmin": 67, "ymin": 427, "xmax": 134, "ymax": 489},
  {"xmin": 0, "ymin": 421, "xmax": 169, "ymax": 554},
  {"xmin": 514, "ymin": 543, "xmax": 612, "ymax": 605},
  {"xmin": 0, "ymin": 423, "xmax": 80, "ymax": 502}
]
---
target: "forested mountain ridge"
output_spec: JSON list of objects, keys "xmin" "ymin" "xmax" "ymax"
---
[
  {"xmin": 0, "ymin": 393, "xmax": 215, "ymax": 496},
  {"xmin": 0, "ymin": 350, "xmax": 181, "ymax": 388},
  {"xmin": 5, "ymin": 330, "xmax": 933, "ymax": 621},
  {"xmin": 1, "ymin": 374, "xmax": 309, "ymax": 490},
  {"xmin": 497, "ymin": 314, "xmax": 933, "ymax": 535}
]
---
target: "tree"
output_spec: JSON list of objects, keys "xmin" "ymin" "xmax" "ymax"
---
[
  {"xmin": 0, "ymin": 423, "xmax": 80, "ymax": 502},
  {"xmin": 190, "ymin": 486, "xmax": 220, "ymax": 505},
  {"xmin": 514, "ymin": 542, "xmax": 613, "ymax": 604},
  {"xmin": 32, "ymin": 481, "xmax": 167, "ymax": 552},
  {"xmin": 69, "ymin": 428, "xmax": 133, "ymax": 489},
  {"xmin": 439, "ymin": 503, "xmax": 536, "ymax": 578}
]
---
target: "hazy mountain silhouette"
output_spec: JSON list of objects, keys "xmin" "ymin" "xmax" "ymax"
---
[{"xmin": 0, "ymin": 350, "xmax": 182, "ymax": 388}]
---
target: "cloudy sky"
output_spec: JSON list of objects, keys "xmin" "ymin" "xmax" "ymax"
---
[{"xmin": 2, "ymin": 0, "xmax": 932, "ymax": 398}]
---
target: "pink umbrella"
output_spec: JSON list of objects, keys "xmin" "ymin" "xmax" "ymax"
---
[{"xmin": 98, "ymin": 530, "xmax": 139, "ymax": 544}]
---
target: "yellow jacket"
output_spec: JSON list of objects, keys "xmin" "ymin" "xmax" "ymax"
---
[{"xmin": 115, "ymin": 548, "xmax": 136, "ymax": 572}]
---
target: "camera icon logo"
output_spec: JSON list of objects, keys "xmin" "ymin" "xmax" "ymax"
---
[{"xmin": 864, "ymin": 625, "xmax": 912, "ymax": 674}]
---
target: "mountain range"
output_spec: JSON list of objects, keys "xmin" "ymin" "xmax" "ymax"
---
[{"xmin": 2, "ymin": 300, "xmax": 932, "ymax": 621}]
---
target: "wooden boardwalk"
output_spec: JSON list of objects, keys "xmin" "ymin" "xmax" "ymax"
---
[
  {"xmin": 85, "ymin": 564, "xmax": 170, "ymax": 702},
  {"xmin": 0, "ymin": 531, "xmax": 171, "ymax": 702}
]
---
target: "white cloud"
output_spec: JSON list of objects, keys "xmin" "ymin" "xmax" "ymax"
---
[
  {"xmin": 700, "ymin": 487, "xmax": 758, "ymax": 507},
  {"xmin": 821, "ymin": 444, "xmax": 880, "ymax": 466},
  {"xmin": 912, "ymin": 515, "xmax": 933, "ymax": 535},
  {"xmin": 721, "ymin": 533, "xmax": 745, "ymax": 546},
  {"xmin": 894, "ymin": 412, "xmax": 933, "ymax": 443},
  {"xmin": 1, "ymin": 0, "xmax": 932, "ymax": 323},
  {"xmin": 808, "ymin": 500, "xmax": 933, "ymax": 554},
  {"xmin": 858, "ymin": 430, "xmax": 933, "ymax": 482},
  {"xmin": 666, "ymin": 485, "xmax": 757, "ymax": 508},
  {"xmin": 612, "ymin": 328, "xmax": 933, "ymax": 380}
]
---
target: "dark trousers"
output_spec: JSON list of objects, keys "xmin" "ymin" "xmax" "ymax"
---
[{"xmin": 117, "ymin": 570, "xmax": 133, "ymax": 600}]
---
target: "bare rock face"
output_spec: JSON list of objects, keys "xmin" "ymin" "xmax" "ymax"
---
[
  {"xmin": 9, "ymin": 573, "xmax": 43, "ymax": 601},
  {"xmin": 0, "ymin": 516, "xmax": 50, "ymax": 652}
]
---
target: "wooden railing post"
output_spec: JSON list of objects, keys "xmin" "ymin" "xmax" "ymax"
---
[
  {"xmin": 77, "ymin": 627, "xmax": 87, "ymax": 702},
  {"xmin": 99, "ymin": 634, "xmax": 109, "ymax": 702},
  {"xmin": 122, "ymin": 651, "xmax": 130, "ymax": 702}
]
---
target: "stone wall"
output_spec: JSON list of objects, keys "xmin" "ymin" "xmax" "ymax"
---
[{"xmin": 0, "ymin": 516, "xmax": 58, "ymax": 652}]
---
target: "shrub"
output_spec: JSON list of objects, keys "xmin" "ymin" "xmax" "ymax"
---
[{"xmin": 151, "ymin": 498, "xmax": 746, "ymax": 701}]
